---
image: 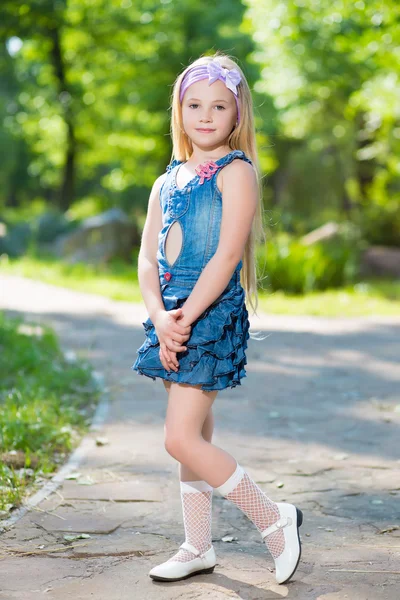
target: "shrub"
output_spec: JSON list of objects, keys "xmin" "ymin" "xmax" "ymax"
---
[
  {"xmin": 257, "ymin": 232, "xmax": 361, "ymax": 294},
  {"xmin": 359, "ymin": 201, "xmax": 400, "ymax": 248},
  {"xmin": 0, "ymin": 223, "xmax": 32, "ymax": 258},
  {"xmin": 35, "ymin": 210, "xmax": 76, "ymax": 243}
]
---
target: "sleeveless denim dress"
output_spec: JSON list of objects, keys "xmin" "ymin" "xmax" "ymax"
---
[{"xmin": 131, "ymin": 149, "xmax": 253, "ymax": 391}]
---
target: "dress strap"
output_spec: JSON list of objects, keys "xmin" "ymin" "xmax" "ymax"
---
[
  {"xmin": 166, "ymin": 158, "xmax": 183, "ymax": 173},
  {"xmin": 215, "ymin": 149, "xmax": 253, "ymax": 168}
]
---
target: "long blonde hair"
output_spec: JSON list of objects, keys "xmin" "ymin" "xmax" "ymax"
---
[{"xmin": 169, "ymin": 51, "xmax": 266, "ymax": 319}]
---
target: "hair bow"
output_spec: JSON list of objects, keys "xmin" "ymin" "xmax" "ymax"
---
[
  {"xmin": 179, "ymin": 59, "xmax": 242, "ymax": 122},
  {"xmin": 207, "ymin": 61, "xmax": 242, "ymax": 96}
]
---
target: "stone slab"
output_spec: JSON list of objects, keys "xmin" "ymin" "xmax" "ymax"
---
[{"xmin": 60, "ymin": 480, "xmax": 163, "ymax": 502}]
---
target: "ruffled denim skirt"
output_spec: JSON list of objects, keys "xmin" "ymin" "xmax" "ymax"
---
[{"xmin": 131, "ymin": 279, "xmax": 250, "ymax": 391}]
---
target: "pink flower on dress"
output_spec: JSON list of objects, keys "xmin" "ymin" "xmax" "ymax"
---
[{"xmin": 195, "ymin": 161, "xmax": 221, "ymax": 184}]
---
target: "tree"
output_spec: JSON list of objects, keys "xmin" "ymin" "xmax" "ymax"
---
[
  {"xmin": 0, "ymin": 0, "xmax": 257, "ymax": 214},
  {"xmin": 244, "ymin": 0, "xmax": 400, "ymax": 241}
]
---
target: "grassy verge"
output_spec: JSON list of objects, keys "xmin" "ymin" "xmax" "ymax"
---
[
  {"xmin": 1, "ymin": 254, "xmax": 400, "ymax": 317},
  {"xmin": 257, "ymin": 281, "xmax": 400, "ymax": 317},
  {"xmin": 0, "ymin": 254, "xmax": 141, "ymax": 303},
  {"xmin": 0, "ymin": 311, "xmax": 100, "ymax": 518}
]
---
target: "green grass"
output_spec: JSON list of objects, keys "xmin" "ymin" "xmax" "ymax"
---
[
  {"xmin": 1, "ymin": 254, "xmax": 400, "ymax": 317},
  {"xmin": 0, "ymin": 311, "xmax": 100, "ymax": 517},
  {"xmin": 257, "ymin": 282, "xmax": 400, "ymax": 317},
  {"xmin": 0, "ymin": 254, "xmax": 142, "ymax": 303}
]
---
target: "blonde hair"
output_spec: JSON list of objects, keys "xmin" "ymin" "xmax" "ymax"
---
[{"xmin": 169, "ymin": 51, "xmax": 266, "ymax": 320}]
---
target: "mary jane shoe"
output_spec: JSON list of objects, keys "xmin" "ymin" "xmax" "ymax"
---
[
  {"xmin": 149, "ymin": 541, "xmax": 216, "ymax": 582},
  {"xmin": 261, "ymin": 502, "xmax": 303, "ymax": 584}
]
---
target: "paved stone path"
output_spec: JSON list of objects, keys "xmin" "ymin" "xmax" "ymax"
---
[{"xmin": 0, "ymin": 274, "xmax": 399, "ymax": 600}]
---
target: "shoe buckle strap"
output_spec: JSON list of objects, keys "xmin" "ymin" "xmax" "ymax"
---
[
  {"xmin": 180, "ymin": 541, "xmax": 200, "ymax": 556},
  {"xmin": 261, "ymin": 516, "xmax": 292, "ymax": 539}
]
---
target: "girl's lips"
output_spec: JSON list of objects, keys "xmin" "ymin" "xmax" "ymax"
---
[{"xmin": 196, "ymin": 129, "xmax": 215, "ymax": 133}]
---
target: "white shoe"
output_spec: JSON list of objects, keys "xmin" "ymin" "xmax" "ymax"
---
[
  {"xmin": 149, "ymin": 542, "xmax": 216, "ymax": 582},
  {"xmin": 261, "ymin": 502, "xmax": 303, "ymax": 584}
]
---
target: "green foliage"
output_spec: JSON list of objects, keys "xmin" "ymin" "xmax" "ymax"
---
[
  {"xmin": 358, "ymin": 196, "xmax": 400, "ymax": 247},
  {"xmin": 0, "ymin": 463, "xmax": 25, "ymax": 512},
  {"xmin": 1, "ymin": 198, "xmax": 49, "ymax": 227},
  {"xmin": 247, "ymin": 0, "xmax": 400, "ymax": 238},
  {"xmin": 257, "ymin": 233, "xmax": 361, "ymax": 294},
  {"xmin": 66, "ymin": 195, "xmax": 111, "ymax": 221},
  {"xmin": 0, "ymin": 0, "xmax": 255, "ymax": 212},
  {"xmin": 0, "ymin": 311, "xmax": 99, "ymax": 512},
  {"xmin": 35, "ymin": 209, "xmax": 76, "ymax": 243},
  {"xmin": 0, "ymin": 222, "xmax": 32, "ymax": 257},
  {"xmin": 1, "ymin": 0, "xmax": 399, "ymax": 282},
  {"xmin": 0, "ymin": 205, "xmax": 78, "ymax": 257}
]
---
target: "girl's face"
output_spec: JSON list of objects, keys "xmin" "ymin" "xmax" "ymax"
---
[{"xmin": 181, "ymin": 78, "xmax": 237, "ymax": 150}]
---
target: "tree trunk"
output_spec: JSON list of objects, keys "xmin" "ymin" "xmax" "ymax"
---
[
  {"xmin": 6, "ymin": 139, "xmax": 29, "ymax": 207},
  {"xmin": 270, "ymin": 138, "xmax": 302, "ymax": 207},
  {"xmin": 49, "ymin": 25, "xmax": 76, "ymax": 211},
  {"xmin": 334, "ymin": 149, "xmax": 352, "ymax": 216},
  {"xmin": 354, "ymin": 112, "xmax": 375, "ymax": 205}
]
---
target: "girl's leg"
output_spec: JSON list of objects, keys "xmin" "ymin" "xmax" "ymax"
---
[
  {"xmin": 165, "ymin": 382, "xmax": 284, "ymax": 559},
  {"xmin": 164, "ymin": 382, "xmax": 236, "ymax": 485},
  {"xmin": 161, "ymin": 381, "xmax": 215, "ymax": 564},
  {"xmin": 163, "ymin": 380, "xmax": 215, "ymax": 479},
  {"xmin": 180, "ymin": 408, "xmax": 214, "ymax": 480}
]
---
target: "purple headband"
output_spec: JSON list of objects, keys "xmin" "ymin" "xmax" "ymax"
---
[{"xmin": 179, "ymin": 59, "xmax": 242, "ymax": 123}]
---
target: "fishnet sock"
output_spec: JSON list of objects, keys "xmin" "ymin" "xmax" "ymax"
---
[
  {"xmin": 216, "ymin": 463, "xmax": 285, "ymax": 559},
  {"xmin": 166, "ymin": 480, "xmax": 213, "ymax": 563}
]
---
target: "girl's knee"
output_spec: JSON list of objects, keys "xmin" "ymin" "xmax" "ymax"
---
[
  {"xmin": 164, "ymin": 430, "xmax": 195, "ymax": 461},
  {"xmin": 164, "ymin": 430, "xmax": 184, "ymax": 459}
]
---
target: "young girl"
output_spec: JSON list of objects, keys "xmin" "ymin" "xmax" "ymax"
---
[{"xmin": 132, "ymin": 53, "xmax": 303, "ymax": 585}]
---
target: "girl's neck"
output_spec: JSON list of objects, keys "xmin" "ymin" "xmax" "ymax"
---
[{"xmin": 188, "ymin": 145, "xmax": 232, "ymax": 165}]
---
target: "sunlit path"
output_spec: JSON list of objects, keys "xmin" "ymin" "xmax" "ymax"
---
[{"xmin": 0, "ymin": 274, "xmax": 399, "ymax": 599}]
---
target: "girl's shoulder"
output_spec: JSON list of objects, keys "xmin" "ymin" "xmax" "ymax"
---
[{"xmin": 216, "ymin": 150, "xmax": 255, "ymax": 194}]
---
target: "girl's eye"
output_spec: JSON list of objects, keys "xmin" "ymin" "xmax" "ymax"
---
[{"xmin": 188, "ymin": 104, "xmax": 225, "ymax": 110}]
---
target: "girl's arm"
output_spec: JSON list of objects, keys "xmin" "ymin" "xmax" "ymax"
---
[
  {"xmin": 180, "ymin": 160, "xmax": 258, "ymax": 326},
  {"xmin": 137, "ymin": 174, "xmax": 167, "ymax": 322},
  {"xmin": 138, "ymin": 173, "xmax": 191, "ymax": 372}
]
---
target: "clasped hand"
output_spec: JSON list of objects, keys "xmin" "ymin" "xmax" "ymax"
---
[{"xmin": 154, "ymin": 308, "xmax": 191, "ymax": 372}]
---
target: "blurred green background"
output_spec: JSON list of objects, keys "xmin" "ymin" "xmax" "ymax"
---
[{"xmin": 1, "ymin": 0, "xmax": 400, "ymax": 315}]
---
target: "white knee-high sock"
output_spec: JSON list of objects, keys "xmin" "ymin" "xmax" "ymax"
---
[
  {"xmin": 167, "ymin": 480, "xmax": 213, "ymax": 563},
  {"xmin": 215, "ymin": 462, "xmax": 284, "ymax": 558}
]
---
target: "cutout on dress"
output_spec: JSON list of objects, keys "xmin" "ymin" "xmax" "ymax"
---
[{"xmin": 165, "ymin": 220, "xmax": 183, "ymax": 266}]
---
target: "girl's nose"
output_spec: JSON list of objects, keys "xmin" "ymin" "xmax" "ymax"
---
[{"xmin": 200, "ymin": 110, "xmax": 212, "ymax": 121}]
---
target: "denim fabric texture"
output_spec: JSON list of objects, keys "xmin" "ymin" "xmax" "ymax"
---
[{"xmin": 132, "ymin": 149, "xmax": 253, "ymax": 391}]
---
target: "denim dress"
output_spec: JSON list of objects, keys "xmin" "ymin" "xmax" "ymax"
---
[{"xmin": 131, "ymin": 149, "xmax": 252, "ymax": 391}]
